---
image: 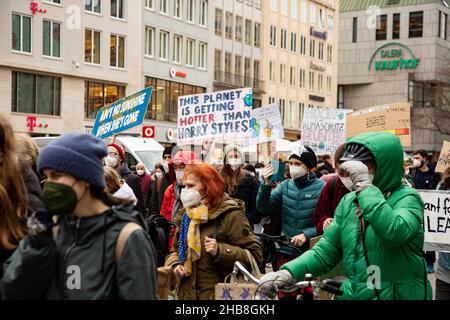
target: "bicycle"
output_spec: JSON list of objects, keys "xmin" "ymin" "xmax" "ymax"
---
[{"xmin": 232, "ymin": 261, "xmax": 344, "ymax": 300}]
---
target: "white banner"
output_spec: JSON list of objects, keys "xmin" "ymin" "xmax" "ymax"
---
[{"xmin": 420, "ymin": 190, "xmax": 450, "ymax": 252}]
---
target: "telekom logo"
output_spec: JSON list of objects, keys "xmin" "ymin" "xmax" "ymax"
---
[{"xmin": 27, "ymin": 116, "xmax": 37, "ymax": 132}]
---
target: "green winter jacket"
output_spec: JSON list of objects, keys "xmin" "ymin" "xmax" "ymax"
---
[
  {"xmin": 256, "ymin": 174, "xmax": 325, "ymax": 257},
  {"xmin": 281, "ymin": 132, "xmax": 432, "ymax": 300},
  {"xmin": 1, "ymin": 205, "xmax": 157, "ymax": 300}
]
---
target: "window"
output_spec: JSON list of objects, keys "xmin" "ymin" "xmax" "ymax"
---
[
  {"xmin": 291, "ymin": 0, "xmax": 298, "ymax": 19},
  {"xmin": 12, "ymin": 71, "xmax": 61, "ymax": 116},
  {"xmin": 291, "ymin": 32, "xmax": 297, "ymax": 52},
  {"xmin": 338, "ymin": 85, "xmax": 344, "ymax": 109},
  {"xmin": 85, "ymin": 29, "xmax": 101, "ymax": 64},
  {"xmin": 174, "ymin": 0, "xmax": 181, "ymax": 18},
  {"xmin": 269, "ymin": 61, "xmax": 275, "ymax": 82},
  {"xmin": 198, "ymin": 42, "xmax": 207, "ymax": 70},
  {"xmin": 393, "ymin": 13, "xmax": 400, "ymax": 39},
  {"xmin": 309, "ymin": 71, "xmax": 314, "ymax": 90},
  {"xmin": 327, "ymin": 76, "xmax": 332, "ymax": 94},
  {"xmin": 318, "ymin": 74, "xmax": 323, "ymax": 92},
  {"xmin": 280, "ymin": 64, "xmax": 286, "ymax": 84},
  {"xmin": 300, "ymin": 35, "xmax": 306, "ymax": 54},
  {"xmin": 299, "ymin": 102, "xmax": 305, "ymax": 125},
  {"xmin": 289, "ymin": 101, "xmax": 296, "ymax": 128},
  {"xmin": 186, "ymin": 38, "xmax": 195, "ymax": 67},
  {"xmin": 225, "ymin": 12, "xmax": 233, "ymax": 39},
  {"xmin": 376, "ymin": 15, "xmax": 387, "ymax": 40},
  {"xmin": 310, "ymin": 39, "xmax": 315, "ymax": 57},
  {"xmin": 110, "ymin": 34, "xmax": 125, "ymax": 68},
  {"xmin": 328, "ymin": 13, "xmax": 334, "ymax": 32},
  {"xmin": 310, "ymin": 4, "xmax": 316, "ymax": 26},
  {"xmin": 281, "ymin": 0, "xmax": 288, "ymax": 15},
  {"xmin": 270, "ymin": 25, "xmax": 277, "ymax": 46},
  {"xmin": 187, "ymin": 0, "xmax": 195, "ymax": 23},
  {"xmin": 160, "ymin": 0, "xmax": 168, "ymax": 14},
  {"xmin": 145, "ymin": 26, "xmax": 155, "ymax": 57},
  {"xmin": 45, "ymin": 0, "xmax": 62, "ymax": 4},
  {"xmin": 225, "ymin": 52, "xmax": 232, "ymax": 79},
  {"xmin": 281, "ymin": 29, "xmax": 287, "ymax": 49},
  {"xmin": 409, "ymin": 11, "xmax": 423, "ymax": 38},
  {"xmin": 254, "ymin": 23, "xmax": 261, "ymax": 47},
  {"xmin": 111, "ymin": 0, "xmax": 125, "ymax": 19},
  {"xmin": 254, "ymin": 0, "xmax": 261, "ymax": 9},
  {"xmin": 254, "ymin": 60, "xmax": 260, "ymax": 81},
  {"xmin": 245, "ymin": 19, "xmax": 252, "ymax": 45},
  {"xmin": 215, "ymin": 9, "xmax": 223, "ymax": 36},
  {"xmin": 214, "ymin": 49, "xmax": 222, "ymax": 73},
  {"xmin": 290, "ymin": 66, "xmax": 296, "ymax": 86},
  {"xmin": 235, "ymin": 16, "xmax": 243, "ymax": 42},
  {"xmin": 279, "ymin": 99, "xmax": 285, "ymax": 124},
  {"xmin": 352, "ymin": 17, "xmax": 358, "ymax": 42},
  {"xmin": 439, "ymin": 11, "xmax": 448, "ymax": 40},
  {"xmin": 299, "ymin": 69, "xmax": 306, "ymax": 88},
  {"xmin": 173, "ymin": 34, "xmax": 182, "ymax": 64},
  {"xmin": 318, "ymin": 42, "xmax": 324, "ymax": 60},
  {"xmin": 244, "ymin": 58, "xmax": 251, "ymax": 80},
  {"xmin": 85, "ymin": 81, "xmax": 125, "ymax": 119},
  {"xmin": 300, "ymin": 0, "xmax": 307, "ymax": 23},
  {"xmin": 43, "ymin": 20, "xmax": 60, "ymax": 58},
  {"xmin": 12, "ymin": 14, "xmax": 31, "ymax": 53},
  {"xmin": 85, "ymin": 0, "xmax": 101, "ymax": 14},
  {"xmin": 319, "ymin": 9, "xmax": 324, "ymax": 28},
  {"xmin": 159, "ymin": 31, "xmax": 169, "ymax": 61},
  {"xmin": 145, "ymin": 0, "xmax": 154, "ymax": 10},
  {"xmin": 199, "ymin": 0, "xmax": 207, "ymax": 26},
  {"xmin": 327, "ymin": 45, "xmax": 332, "ymax": 63},
  {"xmin": 235, "ymin": 55, "xmax": 242, "ymax": 76},
  {"xmin": 271, "ymin": 0, "xmax": 278, "ymax": 12}
]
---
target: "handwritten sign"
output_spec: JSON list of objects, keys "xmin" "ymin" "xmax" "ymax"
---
[
  {"xmin": 436, "ymin": 140, "xmax": 450, "ymax": 173},
  {"xmin": 420, "ymin": 190, "xmax": 450, "ymax": 252},
  {"xmin": 92, "ymin": 87, "xmax": 153, "ymax": 139},
  {"xmin": 177, "ymin": 88, "xmax": 253, "ymax": 145},
  {"xmin": 346, "ymin": 103, "xmax": 411, "ymax": 147},
  {"xmin": 301, "ymin": 108, "xmax": 350, "ymax": 154},
  {"xmin": 247, "ymin": 104, "xmax": 284, "ymax": 145}
]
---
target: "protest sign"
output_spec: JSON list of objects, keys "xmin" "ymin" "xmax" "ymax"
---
[
  {"xmin": 300, "ymin": 108, "xmax": 350, "ymax": 154},
  {"xmin": 177, "ymin": 88, "xmax": 253, "ymax": 145},
  {"xmin": 436, "ymin": 140, "xmax": 450, "ymax": 173},
  {"xmin": 92, "ymin": 87, "xmax": 153, "ymax": 139},
  {"xmin": 420, "ymin": 190, "xmax": 450, "ymax": 252},
  {"xmin": 249, "ymin": 104, "xmax": 284, "ymax": 144},
  {"xmin": 346, "ymin": 102, "xmax": 411, "ymax": 147}
]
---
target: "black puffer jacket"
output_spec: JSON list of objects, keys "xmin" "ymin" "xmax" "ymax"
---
[
  {"xmin": 0, "ymin": 205, "xmax": 157, "ymax": 300},
  {"xmin": 229, "ymin": 173, "xmax": 261, "ymax": 225}
]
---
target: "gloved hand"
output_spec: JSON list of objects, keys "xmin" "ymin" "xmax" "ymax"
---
[
  {"xmin": 340, "ymin": 161, "xmax": 372, "ymax": 192},
  {"xmin": 27, "ymin": 209, "xmax": 54, "ymax": 236},
  {"xmin": 259, "ymin": 270, "xmax": 296, "ymax": 298}
]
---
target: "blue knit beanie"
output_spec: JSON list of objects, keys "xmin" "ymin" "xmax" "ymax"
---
[{"xmin": 37, "ymin": 133, "xmax": 108, "ymax": 188}]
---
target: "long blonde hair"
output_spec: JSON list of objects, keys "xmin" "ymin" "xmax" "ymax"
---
[{"xmin": 0, "ymin": 116, "xmax": 27, "ymax": 250}]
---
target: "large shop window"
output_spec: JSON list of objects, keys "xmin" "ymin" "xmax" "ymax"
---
[
  {"xmin": 85, "ymin": 81, "xmax": 125, "ymax": 119},
  {"xmin": 145, "ymin": 77, "xmax": 206, "ymax": 122},
  {"xmin": 11, "ymin": 71, "xmax": 61, "ymax": 116}
]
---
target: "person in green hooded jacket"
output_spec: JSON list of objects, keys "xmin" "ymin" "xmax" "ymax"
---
[{"xmin": 259, "ymin": 132, "xmax": 432, "ymax": 300}]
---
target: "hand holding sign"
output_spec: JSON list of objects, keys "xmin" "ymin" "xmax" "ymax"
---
[{"xmin": 263, "ymin": 164, "xmax": 274, "ymax": 182}]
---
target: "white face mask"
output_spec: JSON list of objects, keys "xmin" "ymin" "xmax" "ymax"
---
[
  {"xmin": 163, "ymin": 161, "xmax": 170, "ymax": 173},
  {"xmin": 290, "ymin": 166, "xmax": 307, "ymax": 180},
  {"xmin": 176, "ymin": 170, "xmax": 184, "ymax": 184},
  {"xmin": 413, "ymin": 159, "xmax": 422, "ymax": 169},
  {"xmin": 136, "ymin": 170, "xmax": 145, "ymax": 176},
  {"xmin": 105, "ymin": 155, "xmax": 118, "ymax": 168},
  {"xmin": 340, "ymin": 176, "xmax": 354, "ymax": 191},
  {"xmin": 227, "ymin": 158, "xmax": 242, "ymax": 171},
  {"xmin": 154, "ymin": 172, "xmax": 163, "ymax": 179},
  {"xmin": 180, "ymin": 188, "xmax": 202, "ymax": 208}
]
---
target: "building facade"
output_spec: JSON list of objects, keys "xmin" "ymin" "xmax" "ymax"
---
[
  {"xmin": 338, "ymin": 0, "xmax": 450, "ymax": 152},
  {"xmin": 262, "ymin": 0, "xmax": 339, "ymax": 141},
  {"xmin": 212, "ymin": 0, "xmax": 264, "ymax": 108},
  {"xmin": 0, "ymin": 0, "xmax": 212, "ymax": 144}
]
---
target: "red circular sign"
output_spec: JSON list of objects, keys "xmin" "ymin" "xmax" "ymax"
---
[{"xmin": 142, "ymin": 126, "xmax": 155, "ymax": 138}]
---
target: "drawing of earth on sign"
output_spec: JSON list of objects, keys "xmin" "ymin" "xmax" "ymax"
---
[
  {"xmin": 244, "ymin": 93, "xmax": 253, "ymax": 107},
  {"xmin": 338, "ymin": 112, "xmax": 345, "ymax": 120},
  {"xmin": 318, "ymin": 141, "xmax": 325, "ymax": 151},
  {"xmin": 251, "ymin": 118, "xmax": 260, "ymax": 138}
]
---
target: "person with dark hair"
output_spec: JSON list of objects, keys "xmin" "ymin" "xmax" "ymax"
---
[
  {"xmin": 409, "ymin": 149, "xmax": 441, "ymax": 273},
  {"xmin": 149, "ymin": 145, "xmax": 174, "ymax": 216},
  {"xmin": 260, "ymin": 132, "xmax": 432, "ymax": 300}
]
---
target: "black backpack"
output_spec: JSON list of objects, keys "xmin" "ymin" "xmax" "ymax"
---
[{"xmin": 145, "ymin": 214, "xmax": 175, "ymax": 267}]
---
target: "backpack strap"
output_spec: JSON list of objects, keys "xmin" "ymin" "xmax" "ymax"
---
[{"xmin": 115, "ymin": 222, "xmax": 142, "ymax": 260}]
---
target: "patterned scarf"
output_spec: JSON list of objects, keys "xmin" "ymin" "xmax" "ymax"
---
[{"xmin": 178, "ymin": 205, "xmax": 209, "ymax": 276}]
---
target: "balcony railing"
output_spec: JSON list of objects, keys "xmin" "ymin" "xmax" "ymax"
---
[{"xmin": 214, "ymin": 70, "xmax": 265, "ymax": 91}]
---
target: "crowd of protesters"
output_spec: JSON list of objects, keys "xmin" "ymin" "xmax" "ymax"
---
[{"xmin": 0, "ymin": 114, "xmax": 448, "ymax": 300}]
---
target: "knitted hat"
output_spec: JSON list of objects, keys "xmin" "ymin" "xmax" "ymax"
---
[
  {"xmin": 107, "ymin": 143, "xmax": 125, "ymax": 161},
  {"xmin": 38, "ymin": 133, "xmax": 108, "ymax": 188},
  {"xmin": 223, "ymin": 144, "xmax": 244, "ymax": 160},
  {"xmin": 289, "ymin": 145, "xmax": 317, "ymax": 170}
]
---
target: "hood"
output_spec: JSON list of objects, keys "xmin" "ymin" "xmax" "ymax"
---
[
  {"xmin": 347, "ymin": 132, "xmax": 404, "ymax": 192},
  {"xmin": 208, "ymin": 194, "xmax": 245, "ymax": 220}
]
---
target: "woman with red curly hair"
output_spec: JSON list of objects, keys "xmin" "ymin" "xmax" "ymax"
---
[{"xmin": 165, "ymin": 163, "xmax": 262, "ymax": 300}]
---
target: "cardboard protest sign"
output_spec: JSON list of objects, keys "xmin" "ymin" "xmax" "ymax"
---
[
  {"xmin": 177, "ymin": 88, "xmax": 253, "ymax": 145},
  {"xmin": 346, "ymin": 103, "xmax": 411, "ymax": 147},
  {"xmin": 301, "ymin": 108, "xmax": 350, "ymax": 154},
  {"xmin": 420, "ymin": 190, "xmax": 450, "ymax": 252},
  {"xmin": 436, "ymin": 140, "xmax": 450, "ymax": 173},
  {"xmin": 249, "ymin": 104, "xmax": 284, "ymax": 144},
  {"xmin": 92, "ymin": 87, "xmax": 153, "ymax": 139}
]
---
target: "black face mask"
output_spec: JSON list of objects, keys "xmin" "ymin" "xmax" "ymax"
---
[{"xmin": 42, "ymin": 181, "xmax": 84, "ymax": 215}]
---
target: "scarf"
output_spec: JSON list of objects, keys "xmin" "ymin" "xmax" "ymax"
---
[{"xmin": 178, "ymin": 204, "xmax": 209, "ymax": 276}]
